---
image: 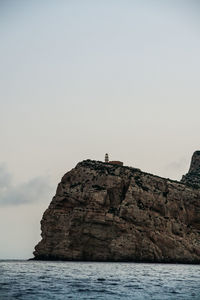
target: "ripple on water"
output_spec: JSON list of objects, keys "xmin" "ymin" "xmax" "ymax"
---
[{"xmin": 0, "ymin": 261, "xmax": 200, "ymax": 300}]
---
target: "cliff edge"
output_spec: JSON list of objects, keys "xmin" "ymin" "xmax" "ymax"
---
[{"xmin": 33, "ymin": 153, "xmax": 200, "ymax": 263}]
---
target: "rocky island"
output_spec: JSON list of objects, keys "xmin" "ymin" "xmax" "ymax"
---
[{"xmin": 33, "ymin": 152, "xmax": 200, "ymax": 263}]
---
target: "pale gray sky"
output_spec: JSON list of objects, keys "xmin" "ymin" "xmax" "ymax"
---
[{"xmin": 0, "ymin": 0, "xmax": 200, "ymax": 259}]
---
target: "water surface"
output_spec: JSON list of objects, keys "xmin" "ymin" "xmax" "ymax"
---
[{"xmin": 0, "ymin": 261, "xmax": 199, "ymax": 299}]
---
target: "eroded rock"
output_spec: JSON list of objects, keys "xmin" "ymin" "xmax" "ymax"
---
[{"xmin": 34, "ymin": 156, "xmax": 200, "ymax": 263}]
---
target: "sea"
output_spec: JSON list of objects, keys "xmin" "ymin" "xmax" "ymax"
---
[{"xmin": 0, "ymin": 261, "xmax": 200, "ymax": 300}]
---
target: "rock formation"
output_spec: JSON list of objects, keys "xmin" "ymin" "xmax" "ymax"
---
[
  {"xmin": 181, "ymin": 151, "xmax": 200, "ymax": 188},
  {"xmin": 33, "ymin": 153, "xmax": 200, "ymax": 263}
]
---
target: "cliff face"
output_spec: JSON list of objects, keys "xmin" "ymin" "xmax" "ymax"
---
[{"xmin": 34, "ymin": 155, "xmax": 200, "ymax": 263}]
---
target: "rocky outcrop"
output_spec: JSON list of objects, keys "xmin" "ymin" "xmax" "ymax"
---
[
  {"xmin": 181, "ymin": 151, "xmax": 200, "ymax": 188},
  {"xmin": 33, "ymin": 154, "xmax": 200, "ymax": 263}
]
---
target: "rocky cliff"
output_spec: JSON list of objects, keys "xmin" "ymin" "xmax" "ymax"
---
[
  {"xmin": 181, "ymin": 151, "xmax": 200, "ymax": 188},
  {"xmin": 33, "ymin": 154, "xmax": 200, "ymax": 263}
]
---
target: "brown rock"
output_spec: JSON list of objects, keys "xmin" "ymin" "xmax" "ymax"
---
[
  {"xmin": 33, "ymin": 157, "xmax": 200, "ymax": 263},
  {"xmin": 181, "ymin": 151, "xmax": 200, "ymax": 188}
]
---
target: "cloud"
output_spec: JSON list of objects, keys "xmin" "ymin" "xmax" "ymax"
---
[
  {"xmin": 161, "ymin": 157, "xmax": 189, "ymax": 181},
  {"xmin": 165, "ymin": 158, "xmax": 188, "ymax": 171},
  {"xmin": 0, "ymin": 163, "xmax": 12, "ymax": 189},
  {"xmin": 0, "ymin": 164, "xmax": 53, "ymax": 206}
]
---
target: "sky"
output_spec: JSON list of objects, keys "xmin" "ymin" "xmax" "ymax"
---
[{"xmin": 0, "ymin": 0, "xmax": 200, "ymax": 259}]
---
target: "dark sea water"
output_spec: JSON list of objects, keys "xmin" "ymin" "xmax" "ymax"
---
[{"xmin": 0, "ymin": 261, "xmax": 200, "ymax": 300}]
